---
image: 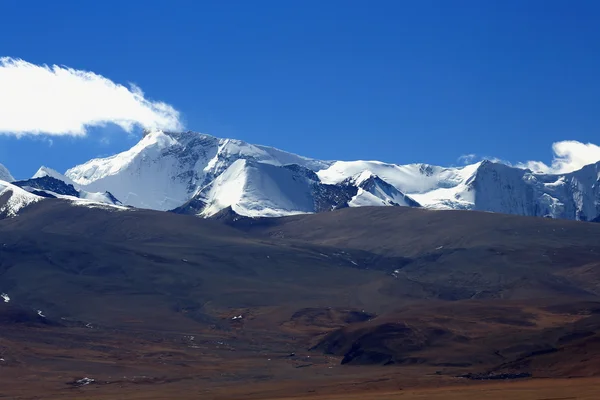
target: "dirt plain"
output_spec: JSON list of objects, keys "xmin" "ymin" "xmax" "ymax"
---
[{"xmin": 2, "ymin": 203, "xmax": 600, "ymax": 398}]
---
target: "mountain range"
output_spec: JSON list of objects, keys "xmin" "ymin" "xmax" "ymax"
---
[{"xmin": 1, "ymin": 130, "xmax": 599, "ymax": 221}]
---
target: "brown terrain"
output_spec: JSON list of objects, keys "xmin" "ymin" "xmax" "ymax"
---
[{"xmin": 2, "ymin": 202, "xmax": 600, "ymax": 399}]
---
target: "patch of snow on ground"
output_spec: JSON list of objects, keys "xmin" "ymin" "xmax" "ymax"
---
[
  {"xmin": 75, "ymin": 377, "xmax": 95, "ymax": 386},
  {"xmin": 69, "ymin": 199, "xmax": 129, "ymax": 211}
]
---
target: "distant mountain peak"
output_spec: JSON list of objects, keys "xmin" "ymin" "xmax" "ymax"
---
[
  {"xmin": 0, "ymin": 181, "xmax": 41, "ymax": 218},
  {"xmin": 33, "ymin": 166, "xmax": 77, "ymax": 186},
  {"xmin": 190, "ymin": 158, "xmax": 354, "ymax": 217},
  {"xmin": 0, "ymin": 163, "xmax": 14, "ymax": 182},
  {"xmin": 65, "ymin": 130, "xmax": 331, "ymax": 212}
]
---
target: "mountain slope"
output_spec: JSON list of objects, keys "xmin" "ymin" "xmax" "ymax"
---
[
  {"xmin": 4, "ymin": 203, "xmax": 600, "ymax": 326},
  {"xmin": 176, "ymin": 160, "xmax": 356, "ymax": 217},
  {"xmin": 345, "ymin": 171, "xmax": 421, "ymax": 208},
  {"xmin": 0, "ymin": 180, "xmax": 42, "ymax": 218},
  {"xmin": 0, "ymin": 165, "xmax": 125, "ymax": 219},
  {"xmin": 13, "ymin": 175, "xmax": 122, "ymax": 206},
  {"xmin": 318, "ymin": 161, "xmax": 481, "ymax": 197},
  {"xmin": 469, "ymin": 160, "xmax": 600, "ymax": 220}
]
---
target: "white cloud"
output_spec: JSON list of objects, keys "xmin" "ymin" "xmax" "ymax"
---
[
  {"xmin": 457, "ymin": 141, "xmax": 600, "ymax": 174},
  {"xmin": 0, "ymin": 57, "xmax": 183, "ymax": 136},
  {"xmin": 485, "ymin": 157, "xmax": 513, "ymax": 166},
  {"xmin": 457, "ymin": 153, "xmax": 477, "ymax": 165},
  {"xmin": 517, "ymin": 141, "xmax": 600, "ymax": 174}
]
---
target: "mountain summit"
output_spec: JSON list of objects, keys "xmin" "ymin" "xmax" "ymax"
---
[{"xmin": 65, "ymin": 131, "xmax": 331, "ymax": 212}]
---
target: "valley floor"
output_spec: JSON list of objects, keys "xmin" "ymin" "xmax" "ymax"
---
[
  {"xmin": 270, "ymin": 378, "xmax": 600, "ymax": 400},
  {"xmin": 3, "ymin": 365, "xmax": 600, "ymax": 399},
  {"xmin": 2, "ymin": 317, "xmax": 600, "ymax": 400}
]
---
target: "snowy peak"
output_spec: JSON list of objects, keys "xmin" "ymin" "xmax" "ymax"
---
[
  {"xmin": 463, "ymin": 160, "xmax": 600, "ymax": 220},
  {"xmin": 66, "ymin": 130, "xmax": 180, "ymax": 186},
  {"xmin": 346, "ymin": 172, "xmax": 421, "ymax": 208},
  {"xmin": 13, "ymin": 176, "xmax": 122, "ymax": 207},
  {"xmin": 0, "ymin": 164, "xmax": 14, "ymax": 182},
  {"xmin": 188, "ymin": 160, "xmax": 354, "ymax": 217},
  {"xmin": 319, "ymin": 160, "xmax": 481, "ymax": 210},
  {"xmin": 317, "ymin": 158, "xmax": 600, "ymax": 221},
  {"xmin": 0, "ymin": 180, "xmax": 42, "ymax": 218},
  {"xmin": 65, "ymin": 131, "xmax": 214, "ymax": 210},
  {"xmin": 318, "ymin": 160, "xmax": 481, "ymax": 195},
  {"xmin": 467, "ymin": 161, "xmax": 533, "ymax": 214},
  {"xmin": 33, "ymin": 166, "xmax": 78, "ymax": 186},
  {"xmin": 65, "ymin": 131, "xmax": 330, "ymax": 211}
]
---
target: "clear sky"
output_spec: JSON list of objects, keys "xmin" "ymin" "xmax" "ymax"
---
[{"xmin": 1, "ymin": 0, "xmax": 600, "ymax": 179}]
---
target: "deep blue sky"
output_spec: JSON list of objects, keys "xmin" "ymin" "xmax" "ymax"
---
[{"xmin": 1, "ymin": 0, "xmax": 600, "ymax": 179}]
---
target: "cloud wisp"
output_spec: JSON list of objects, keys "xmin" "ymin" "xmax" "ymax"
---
[
  {"xmin": 457, "ymin": 153, "xmax": 477, "ymax": 165},
  {"xmin": 516, "ymin": 141, "xmax": 600, "ymax": 174},
  {"xmin": 460, "ymin": 140, "xmax": 600, "ymax": 174},
  {"xmin": 0, "ymin": 57, "xmax": 183, "ymax": 136}
]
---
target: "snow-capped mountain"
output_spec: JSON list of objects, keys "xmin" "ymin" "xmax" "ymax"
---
[
  {"xmin": 0, "ymin": 167, "xmax": 124, "ymax": 219},
  {"xmin": 13, "ymin": 169, "xmax": 122, "ymax": 206},
  {"xmin": 173, "ymin": 160, "xmax": 356, "ymax": 217},
  {"xmin": 0, "ymin": 165, "xmax": 40, "ymax": 218},
  {"xmin": 469, "ymin": 160, "xmax": 600, "ymax": 221},
  {"xmin": 9, "ymin": 130, "xmax": 591, "ymax": 222},
  {"xmin": 343, "ymin": 171, "xmax": 421, "ymax": 208},
  {"xmin": 318, "ymin": 161, "xmax": 481, "ymax": 210},
  {"xmin": 32, "ymin": 166, "xmax": 78, "ymax": 185},
  {"xmin": 0, "ymin": 163, "xmax": 14, "ymax": 182},
  {"xmin": 320, "ymin": 159, "xmax": 600, "ymax": 221},
  {"xmin": 0, "ymin": 179, "xmax": 41, "ymax": 218},
  {"xmin": 66, "ymin": 131, "xmax": 331, "ymax": 211}
]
